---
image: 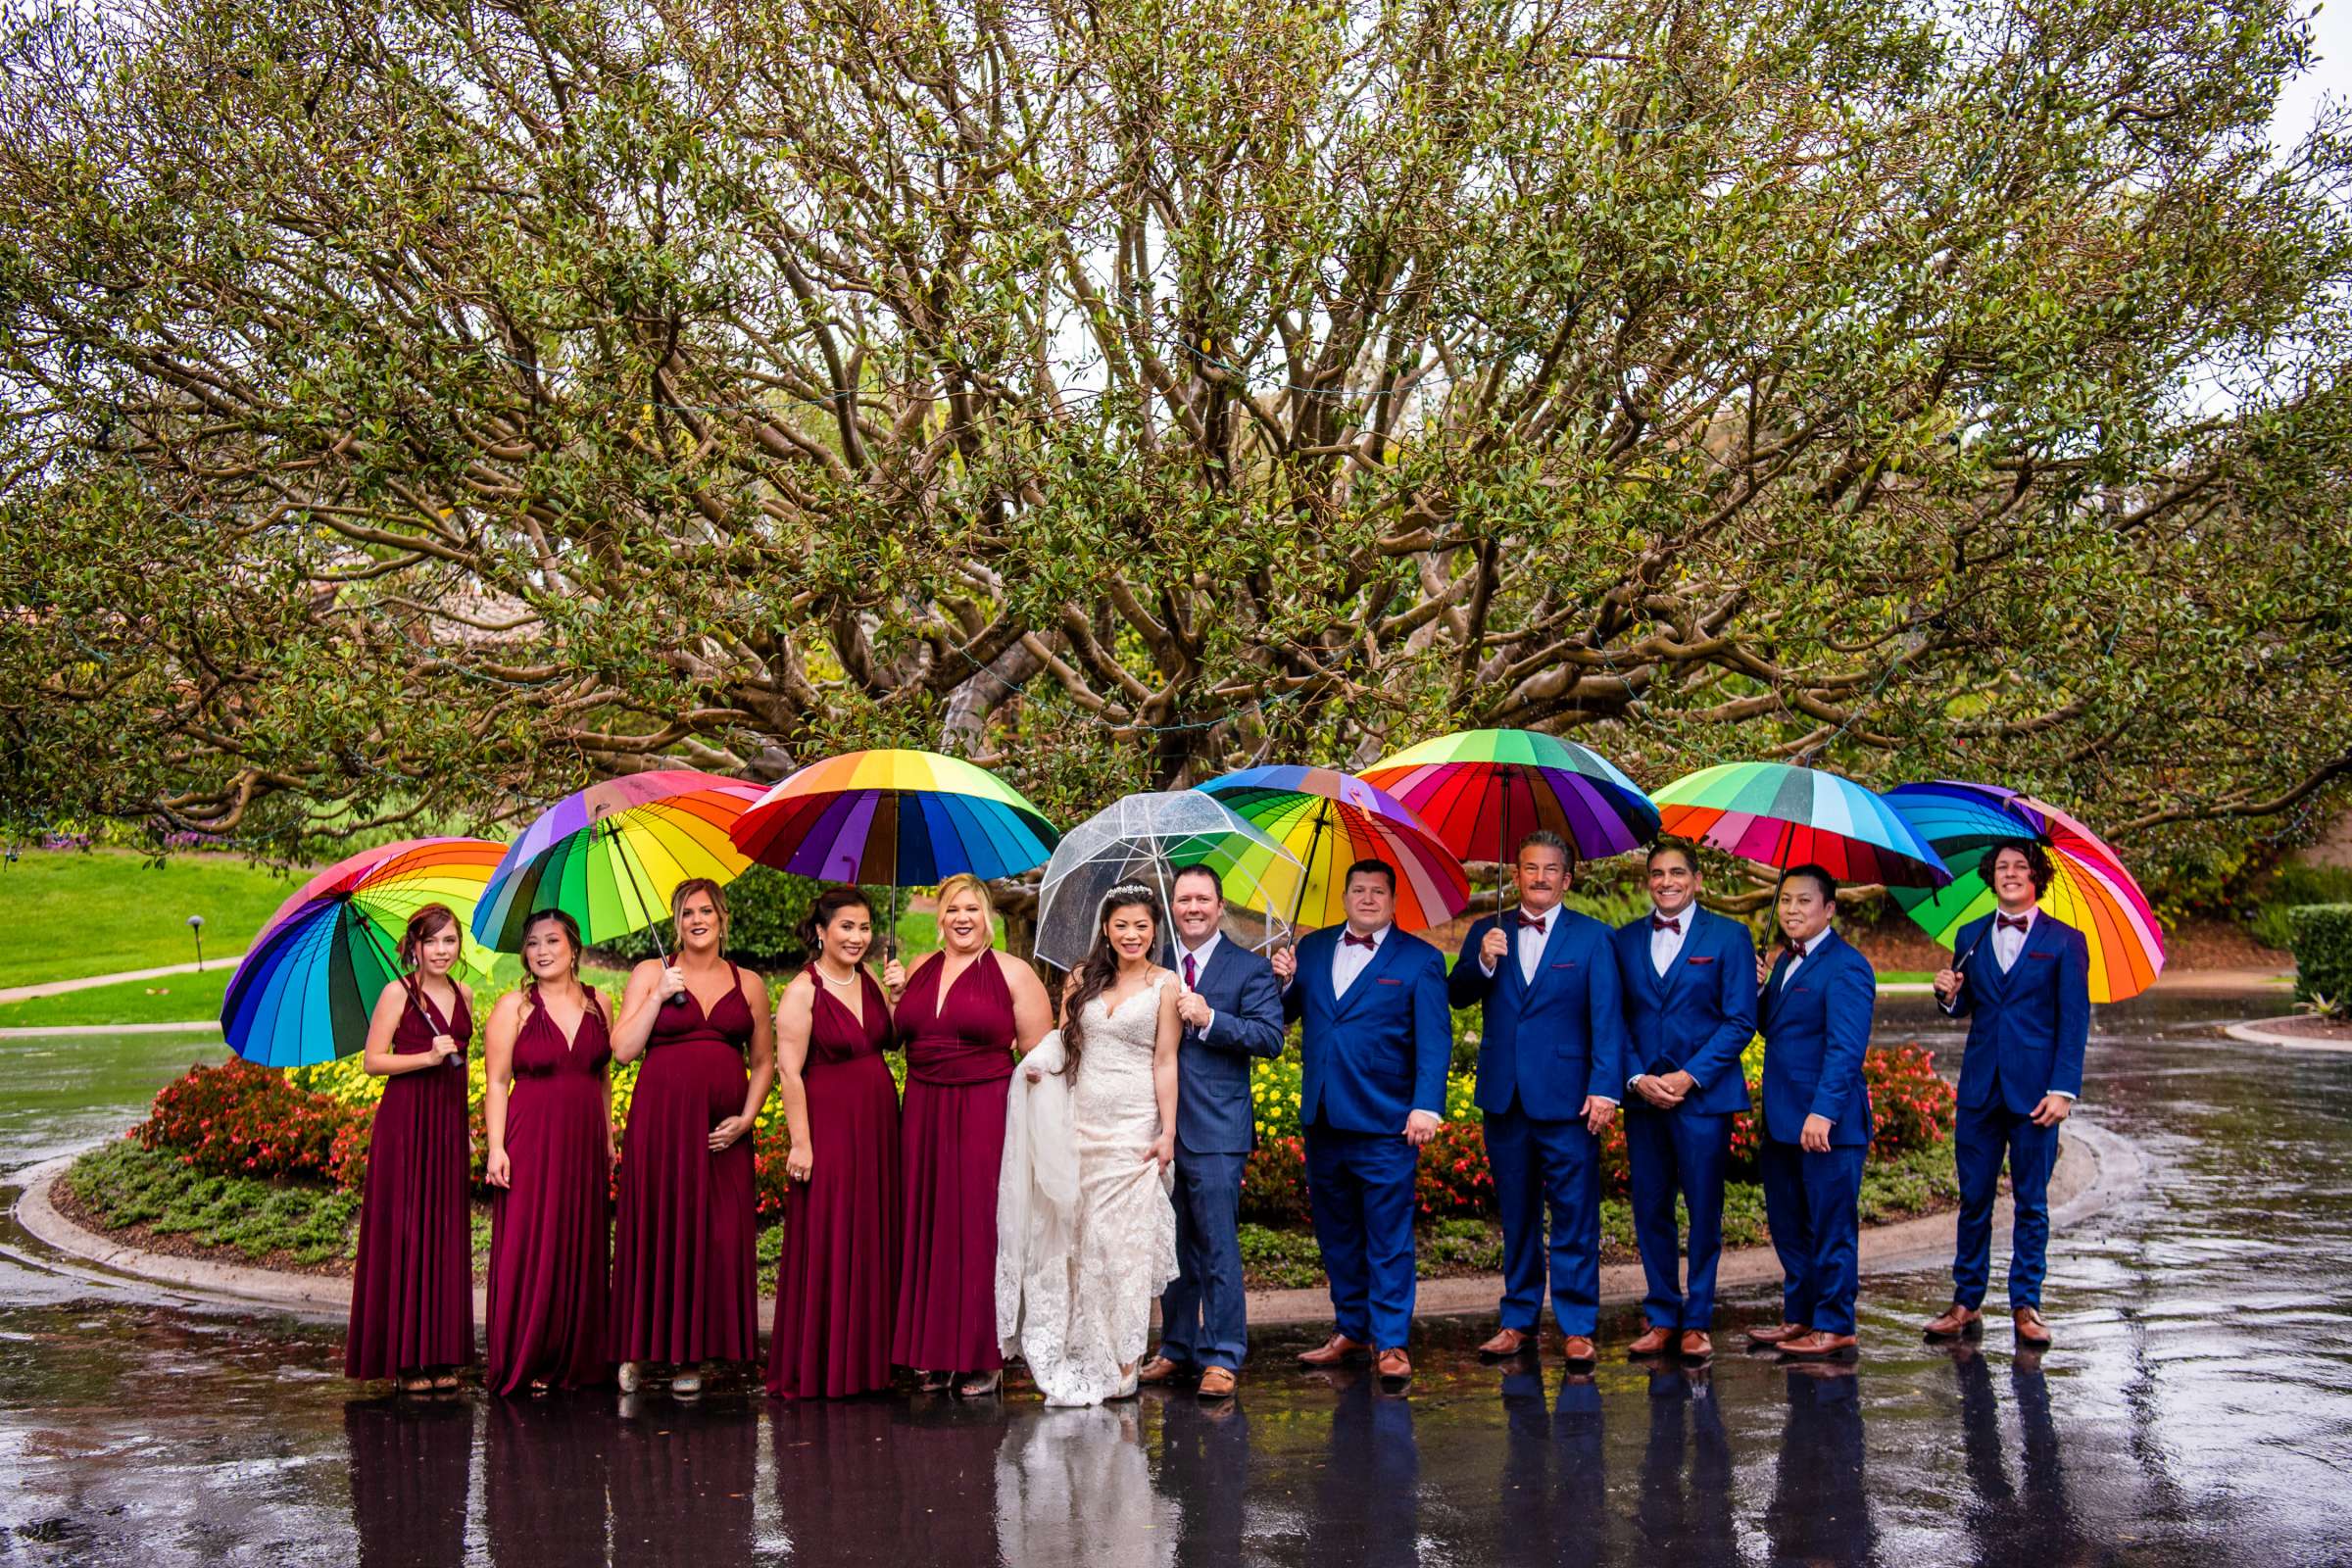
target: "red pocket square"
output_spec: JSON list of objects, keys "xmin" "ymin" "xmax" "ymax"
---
[
  {"xmin": 1375, "ymin": 976, "xmax": 1403, "ymax": 985},
  {"xmin": 1550, "ymin": 960, "xmax": 1576, "ymax": 969},
  {"xmin": 1688, "ymin": 956, "xmax": 1717, "ymax": 965},
  {"xmin": 2027, "ymin": 952, "xmax": 2055, "ymax": 960}
]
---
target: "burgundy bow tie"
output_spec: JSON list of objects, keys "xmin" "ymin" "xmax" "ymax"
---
[
  {"xmin": 1517, "ymin": 914, "xmax": 1548, "ymax": 931},
  {"xmin": 1650, "ymin": 915, "xmax": 1682, "ymax": 934},
  {"xmin": 1997, "ymin": 913, "xmax": 2032, "ymax": 933},
  {"xmin": 1343, "ymin": 931, "xmax": 1377, "ymax": 950},
  {"xmin": 1783, "ymin": 941, "xmax": 1804, "ymax": 961}
]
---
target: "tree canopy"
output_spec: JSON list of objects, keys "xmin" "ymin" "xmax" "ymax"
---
[{"xmin": 3, "ymin": 0, "xmax": 2348, "ymax": 885}]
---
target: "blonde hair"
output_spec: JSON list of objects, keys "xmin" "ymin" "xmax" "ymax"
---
[
  {"xmin": 933, "ymin": 873, "xmax": 995, "ymax": 942},
  {"xmin": 670, "ymin": 877, "xmax": 731, "ymax": 946}
]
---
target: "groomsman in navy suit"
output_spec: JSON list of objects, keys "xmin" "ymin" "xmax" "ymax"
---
[
  {"xmin": 1747, "ymin": 865, "xmax": 1877, "ymax": 1360},
  {"xmin": 1926, "ymin": 840, "xmax": 2090, "ymax": 1349},
  {"xmin": 1614, "ymin": 839, "xmax": 1757, "ymax": 1361},
  {"xmin": 1446, "ymin": 830, "xmax": 1629, "ymax": 1366},
  {"xmin": 1139, "ymin": 863, "xmax": 1287, "ymax": 1399},
  {"xmin": 1270, "ymin": 858, "xmax": 1452, "ymax": 1385}
]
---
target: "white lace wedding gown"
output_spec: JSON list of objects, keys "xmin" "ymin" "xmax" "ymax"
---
[{"xmin": 997, "ymin": 972, "xmax": 1181, "ymax": 1405}]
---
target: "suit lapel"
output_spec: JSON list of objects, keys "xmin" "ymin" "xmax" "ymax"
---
[
  {"xmin": 1972, "ymin": 917, "xmax": 2014, "ymax": 1001},
  {"xmin": 1658, "ymin": 908, "xmax": 1701, "ymax": 996},
  {"xmin": 1333, "ymin": 927, "xmax": 1400, "ymax": 1020}
]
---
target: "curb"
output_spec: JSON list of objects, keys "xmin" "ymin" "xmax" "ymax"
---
[
  {"xmin": 2219, "ymin": 1018, "xmax": 2352, "ymax": 1054},
  {"xmin": 14, "ymin": 1126, "xmax": 2115, "ymax": 1332},
  {"xmin": 0, "ymin": 955, "xmax": 249, "ymax": 1006},
  {"xmin": 0, "ymin": 1021, "xmax": 223, "ymax": 1039}
]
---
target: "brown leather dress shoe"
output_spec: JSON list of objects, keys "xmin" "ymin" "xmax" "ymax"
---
[
  {"xmin": 1679, "ymin": 1330, "xmax": 1713, "ymax": 1360},
  {"xmin": 1559, "ymin": 1335, "xmax": 1597, "ymax": 1365},
  {"xmin": 1298, "ymin": 1335, "xmax": 1369, "ymax": 1367},
  {"xmin": 1777, "ymin": 1330, "xmax": 1859, "ymax": 1359},
  {"xmin": 1137, "ymin": 1356, "xmax": 1190, "ymax": 1386},
  {"xmin": 1197, "ymin": 1366, "xmax": 1238, "ymax": 1398},
  {"xmin": 1627, "ymin": 1326, "xmax": 1674, "ymax": 1356},
  {"xmin": 1478, "ymin": 1327, "xmax": 1532, "ymax": 1358},
  {"xmin": 2013, "ymin": 1306, "xmax": 2053, "ymax": 1347},
  {"xmin": 1924, "ymin": 1303, "xmax": 1984, "ymax": 1340},
  {"xmin": 1375, "ymin": 1348, "xmax": 1412, "ymax": 1382},
  {"xmin": 1746, "ymin": 1321, "xmax": 1809, "ymax": 1347}
]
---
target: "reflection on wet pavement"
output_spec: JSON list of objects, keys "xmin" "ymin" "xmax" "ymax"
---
[{"xmin": 3, "ymin": 998, "xmax": 2349, "ymax": 1563}]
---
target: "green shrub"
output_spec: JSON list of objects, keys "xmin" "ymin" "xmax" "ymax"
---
[
  {"xmin": 66, "ymin": 1138, "xmax": 361, "ymax": 1264},
  {"xmin": 596, "ymin": 867, "xmax": 896, "ymax": 969},
  {"xmin": 2251, "ymin": 867, "xmax": 2352, "ymax": 952},
  {"xmin": 2288, "ymin": 905, "xmax": 2352, "ymax": 1011}
]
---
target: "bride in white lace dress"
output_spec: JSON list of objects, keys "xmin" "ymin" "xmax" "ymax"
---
[{"xmin": 998, "ymin": 883, "xmax": 1182, "ymax": 1405}]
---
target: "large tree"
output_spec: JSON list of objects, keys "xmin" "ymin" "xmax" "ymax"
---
[{"xmin": 3, "ymin": 0, "xmax": 2348, "ymax": 880}]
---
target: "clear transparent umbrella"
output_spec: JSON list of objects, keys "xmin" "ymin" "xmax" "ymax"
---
[{"xmin": 1032, "ymin": 791, "xmax": 1307, "ymax": 972}]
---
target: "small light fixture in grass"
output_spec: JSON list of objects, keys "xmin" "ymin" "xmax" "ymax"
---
[{"xmin": 186, "ymin": 913, "xmax": 205, "ymax": 971}]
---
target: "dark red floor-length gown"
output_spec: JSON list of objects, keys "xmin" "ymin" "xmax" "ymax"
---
[
  {"xmin": 485, "ymin": 987, "xmax": 614, "ymax": 1394},
  {"xmin": 767, "ymin": 965, "xmax": 902, "ymax": 1399},
  {"xmin": 346, "ymin": 983, "xmax": 475, "ymax": 1380},
  {"xmin": 609, "ymin": 963, "xmax": 760, "ymax": 1365},
  {"xmin": 890, "ymin": 953, "xmax": 1016, "ymax": 1374}
]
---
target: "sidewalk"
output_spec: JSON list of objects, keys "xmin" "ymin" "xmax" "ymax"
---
[
  {"xmin": 0, "ymin": 956, "xmax": 246, "ymax": 1005},
  {"xmin": 13, "ymin": 1122, "xmax": 2129, "ymax": 1330}
]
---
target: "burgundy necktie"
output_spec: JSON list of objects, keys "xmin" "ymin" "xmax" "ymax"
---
[
  {"xmin": 1998, "ymin": 913, "xmax": 2031, "ymax": 933},
  {"xmin": 1183, "ymin": 952, "xmax": 1198, "ymax": 988},
  {"xmin": 1651, "ymin": 915, "xmax": 1682, "ymax": 934},
  {"xmin": 1344, "ymin": 931, "xmax": 1375, "ymax": 950}
]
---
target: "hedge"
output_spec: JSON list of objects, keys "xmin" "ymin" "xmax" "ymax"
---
[
  {"xmin": 2287, "ymin": 904, "xmax": 2352, "ymax": 1011},
  {"xmin": 596, "ymin": 866, "xmax": 896, "ymax": 970}
]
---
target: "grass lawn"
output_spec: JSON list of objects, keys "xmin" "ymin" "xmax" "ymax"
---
[
  {"xmin": 0, "ymin": 849, "xmax": 305, "ymax": 988},
  {"xmin": 0, "ymin": 954, "xmax": 632, "ymax": 1029},
  {"xmin": 1877, "ymin": 970, "xmax": 1934, "ymax": 984}
]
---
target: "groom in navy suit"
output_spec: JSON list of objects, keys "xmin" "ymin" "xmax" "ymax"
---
[
  {"xmin": 1614, "ymin": 838, "xmax": 1757, "ymax": 1360},
  {"xmin": 1748, "ymin": 864, "xmax": 1877, "ymax": 1361},
  {"xmin": 1271, "ymin": 858, "xmax": 1451, "ymax": 1385},
  {"xmin": 1139, "ymin": 863, "xmax": 1287, "ymax": 1399},
  {"xmin": 1927, "ymin": 840, "xmax": 2090, "ymax": 1349},
  {"xmin": 1447, "ymin": 830, "xmax": 1629, "ymax": 1366}
]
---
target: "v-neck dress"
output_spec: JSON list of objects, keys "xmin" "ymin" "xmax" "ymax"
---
[
  {"xmin": 486, "ymin": 986, "xmax": 614, "ymax": 1394},
  {"xmin": 609, "ymin": 962, "xmax": 760, "ymax": 1365},
  {"xmin": 766, "ymin": 965, "xmax": 902, "ymax": 1398},
  {"xmin": 347, "ymin": 981, "xmax": 476, "ymax": 1380},
  {"xmin": 890, "ymin": 953, "xmax": 1017, "ymax": 1373}
]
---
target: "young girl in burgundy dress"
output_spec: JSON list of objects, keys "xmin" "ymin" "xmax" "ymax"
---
[{"xmin": 348, "ymin": 903, "xmax": 477, "ymax": 1392}]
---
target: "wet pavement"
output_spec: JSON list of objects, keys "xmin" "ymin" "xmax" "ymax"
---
[{"xmin": 2, "ymin": 995, "xmax": 2348, "ymax": 1565}]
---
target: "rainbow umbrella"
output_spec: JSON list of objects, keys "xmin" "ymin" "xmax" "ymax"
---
[
  {"xmin": 472, "ymin": 769, "xmax": 766, "ymax": 952},
  {"xmin": 1885, "ymin": 781, "xmax": 2165, "ymax": 1002},
  {"xmin": 1651, "ymin": 761, "xmax": 1951, "ymax": 888},
  {"xmin": 220, "ymin": 837, "xmax": 508, "ymax": 1066},
  {"xmin": 1360, "ymin": 728, "xmax": 1660, "ymax": 881},
  {"xmin": 727, "ymin": 749, "xmax": 1059, "ymax": 951},
  {"xmin": 1197, "ymin": 765, "xmax": 1468, "ymax": 932}
]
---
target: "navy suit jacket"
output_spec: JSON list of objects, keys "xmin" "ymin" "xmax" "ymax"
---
[
  {"xmin": 1942, "ymin": 910, "xmax": 2091, "ymax": 1114},
  {"xmin": 1611, "ymin": 906, "xmax": 1759, "ymax": 1117},
  {"xmin": 1283, "ymin": 925, "xmax": 1451, "ymax": 1136},
  {"xmin": 1446, "ymin": 907, "xmax": 1630, "ymax": 1121},
  {"xmin": 1172, "ymin": 938, "xmax": 1286, "ymax": 1155},
  {"xmin": 1757, "ymin": 929, "xmax": 1876, "ymax": 1147}
]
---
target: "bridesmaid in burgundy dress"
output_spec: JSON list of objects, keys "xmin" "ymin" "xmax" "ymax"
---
[
  {"xmin": 767, "ymin": 886, "xmax": 902, "ymax": 1399},
  {"xmin": 347, "ymin": 903, "xmax": 475, "ymax": 1392},
  {"xmin": 882, "ymin": 872, "xmax": 1054, "ymax": 1397},
  {"xmin": 609, "ymin": 877, "xmax": 774, "ymax": 1397},
  {"xmin": 483, "ymin": 906, "xmax": 615, "ymax": 1395}
]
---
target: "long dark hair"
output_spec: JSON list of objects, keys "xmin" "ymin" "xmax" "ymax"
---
[
  {"xmin": 1060, "ymin": 883, "xmax": 1163, "ymax": 1075},
  {"xmin": 519, "ymin": 907, "xmax": 601, "ymax": 1023}
]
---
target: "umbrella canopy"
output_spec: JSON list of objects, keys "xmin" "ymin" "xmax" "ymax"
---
[
  {"xmin": 728, "ymin": 748, "xmax": 1057, "ymax": 887},
  {"xmin": 472, "ymin": 770, "xmax": 765, "ymax": 951},
  {"xmin": 1652, "ymin": 760, "xmax": 1951, "ymax": 888},
  {"xmin": 1885, "ymin": 781, "xmax": 2165, "ymax": 1002},
  {"xmin": 222, "ymin": 837, "xmax": 508, "ymax": 1066},
  {"xmin": 1032, "ymin": 791, "xmax": 1305, "ymax": 972},
  {"xmin": 1196, "ymin": 764, "xmax": 1468, "ymax": 932},
  {"xmin": 1359, "ymin": 727, "xmax": 1660, "ymax": 867}
]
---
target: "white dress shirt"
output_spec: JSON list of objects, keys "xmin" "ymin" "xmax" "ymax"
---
[
  {"xmin": 1990, "ymin": 906, "xmax": 2035, "ymax": 971},
  {"xmin": 1780, "ymin": 927, "xmax": 1829, "ymax": 987},
  {"xmin": 1177, "ymin": 930, "xmax": 1222, "ymax": 1034},
  {"xmin": 1647, "ymin": 906, "xmax": 1691, "ymax": 977},
  {"xmin": 1331, "ymin": 923, "xmax": 1390, "ymax": 999}
]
